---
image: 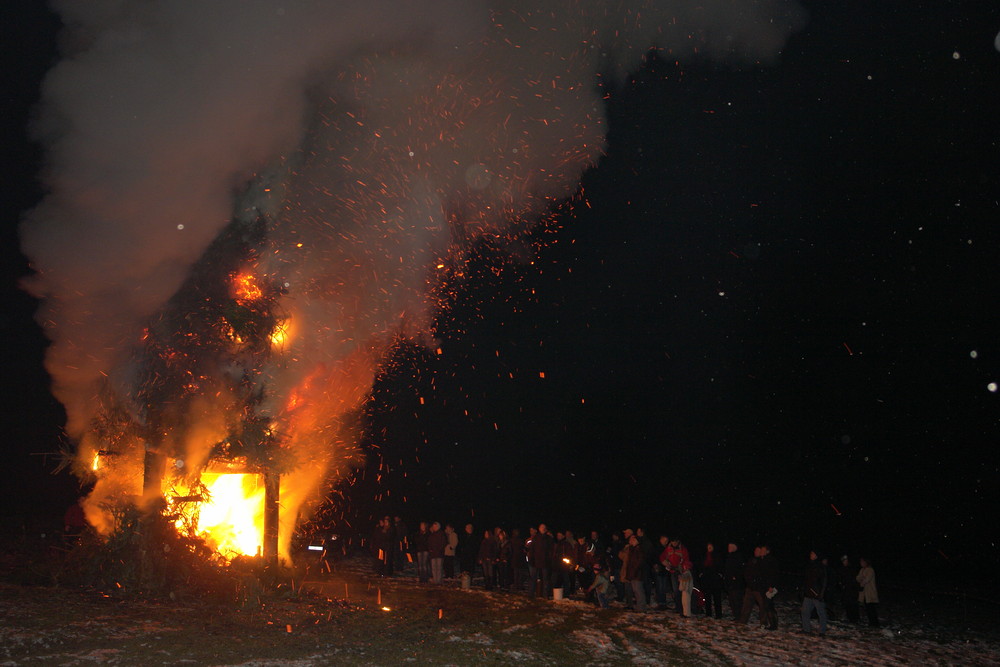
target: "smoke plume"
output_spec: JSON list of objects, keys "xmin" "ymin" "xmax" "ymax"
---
[{"xmin": 22, "ymin": 0, "xmax": 803, "ymax": 555}]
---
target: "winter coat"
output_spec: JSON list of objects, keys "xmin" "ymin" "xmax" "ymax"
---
[
  {"xmin": 413, "ymin": 529, "xmax": 430, "ymax": 553},
  {"xmin": 638, "ymin": 535, "xmax": 655, "ymax": 576},
  {"xmin": 478, "ymin": 536, "xmax": 499, "ymax": 563},
  {"xmin": 802, "ymin": 558, "xmax": 827, "ymax": 600},
  {"xmin": 527, "ymin": 531, "xmax": 554, "ymax": 569},
  {"xmin": 577, "ymin": 542, "xmax": 596, "ymax": 571},
  {"xmin": 661, "ymin": 543, "xmax": 691, "ymax": 573},
  {"xmin": 699, "ymin": 553, "xmax": 724, "ymax": 592},
  {"xmin": 554, "ymin": 538, "xmax": 575, "ymax": 570},
  {"xmin": 744, "ymin": 556, "xmax": 762, "ymax": 592},
  {"xmin": 458, "ymin": 531, "xmax": 480, "ymax": 572},
  {"xmin": 622, "ymin": 544, "xmax": 642, "ymax": 582},
  {"xmin": 427, "ymin": 530, "xmax": 447, "ymax": 559},
  {"xmin": 445, "ymin": 530, "xmax": 458, "ymax": 556},
  {"xmin": 857, "ymin": 565, "xmax": 879, "ymax": 603},
  {"xmin": 758, "ymin": 553, "xmax": 779, "ymax": 592},
  {"xmin": 590, "ymin": 572, "xmax": 611, "ymax": 595},
  {"xmin": 497, "ymin": 538, "xmax": 511, "ymax": 565},
  {"xmin": 723, "ymin": 550, "xmax": 746, "ymax": 590},
  {"xmin": 510, "ymin": 535, "xmax": 527, "ymax": 569}
]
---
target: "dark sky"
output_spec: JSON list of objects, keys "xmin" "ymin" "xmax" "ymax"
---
[{"xmin": 4, "ymin": 2, "xmax": 1000, "ymax": 584}]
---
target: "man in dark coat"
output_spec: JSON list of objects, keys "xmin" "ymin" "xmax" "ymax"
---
[
  {"xmin": 458, "ymin": 523, "xmax": 479, "ymax": 578},
  {"xmin": 636, "ymin": 528, "xmax": 655, "ymax": 608},
  {"xmin": 622, "ymin": 534, "xmax": 647, "ymax": 611},
  {"xmin": 413, "ymin": 521, "xmax": 430, "ymax": 583},
  {"xmin": 528, "ymin": 523, "xmax": 554, "ymax": 597},
  {"xmin": 723, "ymin": 543, "xmax": 745, "ymax": 619},
  {"xmin": 800, "ymin": 550, "xmax": 828, "ymax": 635},
  {"xmin": 371, "ymin": 517, "xmax": 395, "ymax": 576},
  {"xmin": 553, "ymin": 531, "xmax": 575, "ymax": 594},
  {"xmin": 477, "ymin": 529, "xmax": 499, "ymax": 590},
  {"xmin": 699, "ymin": 543, "xmax": 725, "ymax": 619},
  {"xmin": 838, "ymin": 554, "xmax": 861, "ymax": 623},
  {"xmin": 738, "ymin": 546, "xmax": 764, "ymax": 626},
  {"xmin": 393, "ymin": 516, "xmax": 409, "ymax": 573},
  {"xmin": 758, "ymin": 544, "xmax": 780, "ymax": 630},
  {"xmin": 427, "ymin": 521, "xmax": 447, "ymax": 584}
]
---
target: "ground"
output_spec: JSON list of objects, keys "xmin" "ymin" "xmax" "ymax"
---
[{"xmin": 2, "ymin": 556, "xmax": 999, "ymax": 666}]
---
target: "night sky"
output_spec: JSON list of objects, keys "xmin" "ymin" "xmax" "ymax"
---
[{"xmin": 4, "ymin": 2, "xmax": 1000, "ymax": 588}]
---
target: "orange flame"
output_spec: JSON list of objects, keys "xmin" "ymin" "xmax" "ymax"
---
[
  {"xmin": 233, "ymin": 272, "xmax": 263, "ymax": 303},
  {"xmin": 168, "ymin": 472, "xmax": 266, "ymax": 558},
  {"xmin": 269, "ymin": 318, "xmax": 292, "ymax": 348}
]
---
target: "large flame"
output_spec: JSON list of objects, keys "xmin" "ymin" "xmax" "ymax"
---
[{"xmin": 168, "ymin": 473, "xmax": 266, "ymax": 559}]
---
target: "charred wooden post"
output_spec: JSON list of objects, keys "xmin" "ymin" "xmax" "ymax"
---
[{"xmin": 263, "ymin": 469, "xmax": 279, "ymax": 563}]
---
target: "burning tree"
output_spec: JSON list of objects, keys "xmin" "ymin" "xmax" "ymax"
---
[{"xmin": 81, "ymin": 210, "xmax": 316, "ymax": 567}]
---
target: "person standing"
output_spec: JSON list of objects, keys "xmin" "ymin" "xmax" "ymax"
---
[
  {"xmin": 622, "ymin": 534, "xmax": 647, "ymax": 611},
  {"xmin": 739, "ymin": 546, "xmax": 765, "ymax": 626},
  {"xmin": 320, "ymin": 533, "xmax": 340, "ymax": 577},
  {"xmin": 496, "ymin": 528, "xmax": 512, "ymax": 591},
  {"xmin": 393, "ymin": 516, "xmax": 409, "ymax": 573},
  {"xmin": 553, "ymin": 530, "xmax": 575, "ymax": 595},
  {"xmin": 458, "ymin": 523, "xmax": 480, "ymax": 585},
  {"xmin": 379, "ymin": 515, "xmax": 397, "ymax": 577},
  {"xmin": 759, "ymin": 544, "xmax": 779, "ymax": 630},
  {"xmin": 427, "ymin": 521, "xmax": 447, "ymax": 584},
  {"xmin": 723, "ymin": 543, "xmax": 745, "ymax": 620},
  {"xmin": 663, "ymin": 538, "xmax": 690, "ymax": 613},
  {"xmin": 370, "ymin": 517, "xmax": 392, "ymax": 576},
  {"xmin": 699, "ymin": 542, "xmax": 724, "ymax": 619},
  {"xmin": 608, "ymin": 532, "xmax": 625, "ymax": 603},
  {"xmin": 478, "ymin": 529, "xmax": 498, "ymax": 590},
  {"xmin": 800, "ymin": 550, "xmax": 828, "ymax": 635},
  {"xmin": 654, "ymin": 536, "xmax": 671, "ymax": 608},
  {"xmin": 444, "ymin": 524, "xmax": 458, "ymax": 579},
  {"xmin": 838, "ymin": 554, "xmax": 861, "ymax": 623},
  {"xmin": 590, "ymin": 530, "xmax": 606, "ymax": 566},
  {"xmin": 857, "ymin": 557, "xmax": 880, "ymax": 628},
  {"xmin": 528, "ymin": 524, "xmax": 554, "ymax": 597},
  {"xmin": 414, "ymin": 521, "xmax": 430, "ymax": 583},
  {"xmin": 679, "ymin": 563, "xmax": 694, "ymax": 617},
  {"xmin": 576, "ymin": 534, "xmax": 596, "ymax": 597},
  {"xmin": 636, "ymin": 528, "xmax": 655, "ymax": 607}
]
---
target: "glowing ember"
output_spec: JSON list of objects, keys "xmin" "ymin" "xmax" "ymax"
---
[{"xmin": 233, "ymin": 271, "xmax": 264, "ymax": 304}]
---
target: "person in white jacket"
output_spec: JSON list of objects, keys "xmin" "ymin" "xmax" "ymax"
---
[{"xmin": 856, "ymin": 557, "xmax": 880, "ymax": 628}]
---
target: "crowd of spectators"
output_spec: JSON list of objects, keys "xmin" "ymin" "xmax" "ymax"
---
[{"xmin": 326, "ymin": 516, "xmax": 881, "ymax": 633}]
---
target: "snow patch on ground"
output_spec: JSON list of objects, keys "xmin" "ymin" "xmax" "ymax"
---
[
  {"xmin": 570, "ymin": 627, "xmax": 625, "ymax": 661},
  {"xmin": 501, "ymin": 623, "xmax": 531, "ymax": 633},
  {"xmin": 444, "ymin": 631, "xmax": 494, "ymax": 645}
]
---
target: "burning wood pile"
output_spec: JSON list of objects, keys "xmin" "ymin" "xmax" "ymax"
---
[{"xmin": 76, "ymin": 213, "xmax": 341, "ymax": 581}]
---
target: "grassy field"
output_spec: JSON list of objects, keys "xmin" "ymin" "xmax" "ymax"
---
[
  {"xmin": 3, "ymin": 551, "xmax": 999, "ymax": 666},
  {"xmin": 0, "ymin": 566, "xmax": 699, "ymax": 666}
]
